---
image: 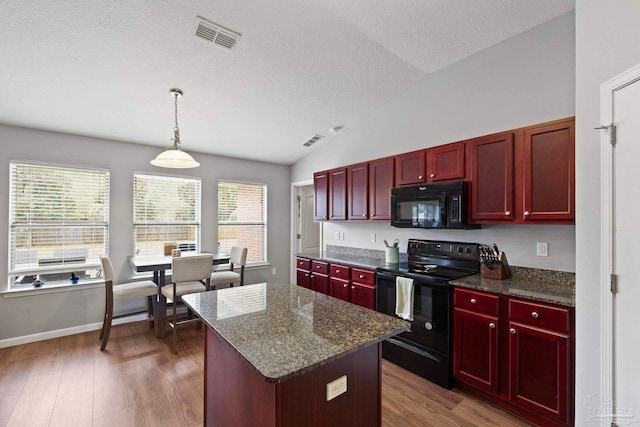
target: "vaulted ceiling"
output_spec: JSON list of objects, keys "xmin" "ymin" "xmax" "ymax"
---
[{"xmin": 0, "ymin": 1, "xmax": 574, "ymax": 165}]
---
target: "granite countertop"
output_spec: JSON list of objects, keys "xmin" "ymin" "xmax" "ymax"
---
[
  {"xmin": 182, "ymin": 283, "xmax": 409, "ymax": 384},
  {"xmin": 451, "ymin": 267, "xmax": 575, "ymax": 307},
  {"xmin": 296, "ymin": 250, "xmax": 400, "ymax": 270}
]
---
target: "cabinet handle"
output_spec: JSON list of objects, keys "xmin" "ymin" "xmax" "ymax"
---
[
  {"xmin": 505, "ymin": 211, "xmax": 511, "ymax": 216},
  {"xmin": 359, "ymin": 275, "xmax": 364, "ymax": 279},
  {"xmin": 343, "ymin": 283, "xmax": 348, "ymax": 288},
  {"xmin": 336, "ymin": 269, "xmax": 340, "ymax": 273},
  {"xmin": 531, "ymin": 311, "xmax": 539, "ymax": 318},
  {"xmin": 524, "ymin": 211, "xmax": 530, "ymax": 216},
  {"xmin": 362, "ymin": 214, "xmax": 367, "ymax": 217},
  {"xmin": 430, "ymin": 173, "xmax": 435, "ymax": 178},
  {"xmin": 510, "ymin": 328, "xmax": 516, "ymax": 334},
  {"xmin": 489, "ymin": 323, "xmax": 496, "ymax": 329},
  {"xmin": 470, "ymin": 298, "xmax": 477, "ymax": 304},
  {"xmin": 305, "ymin": 273, "xmax": 309, "ymax": 277},
  {"xmin": 418, "ymin": 175, "xmax": 423, "ymax": 179},
  {"xmin": 351, "ymin": 286, "xmax": 355, "ymax": 289}
]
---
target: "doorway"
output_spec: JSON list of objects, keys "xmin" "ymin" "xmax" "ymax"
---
[{"xmin": 291, "ymin": 181, "xmax": 320, "ymax": 282}]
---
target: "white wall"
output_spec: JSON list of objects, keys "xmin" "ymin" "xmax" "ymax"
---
[
  {"xmin": 292, "ymin": 12, "xmax": 576, "ymax": 272},
  {"xmin": 575, "ymin": 1, "xmax": 640, "ymax": 423},
  {"xmin": 0, "ymin": 124, "xmax": 290, "ymax": 341}
]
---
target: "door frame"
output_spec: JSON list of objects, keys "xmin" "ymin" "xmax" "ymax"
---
[
  {"xmin": 290, "ymin": 179, "xmax": 322, "ymax": 283},
  {"xmin": 599, "ymin": 62, "xmax": 640, "ymax": 426}
]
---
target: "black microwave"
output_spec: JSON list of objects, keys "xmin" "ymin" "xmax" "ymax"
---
[{"xmin": 390, "ymin": 181, "xmax": 479, "ymax": 229}]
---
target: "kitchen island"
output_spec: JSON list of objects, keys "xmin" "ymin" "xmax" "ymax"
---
[{"xmin": 182, "ymin": 282, "xmax": 409, "ymax": 427}]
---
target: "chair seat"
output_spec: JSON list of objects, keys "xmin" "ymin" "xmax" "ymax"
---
[
  {"xmin": 113, "ymin": 280, "xmax": 158, "ymax": 300},
  {"xmin": 161, "ymin": 282, "xmax": 206, "ymax": 301},
  {"xmin": 210, "ymin": 270, "xmax": 241, "ymax": 285}
]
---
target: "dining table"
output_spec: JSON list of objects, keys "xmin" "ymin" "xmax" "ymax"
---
[{"xmin": 127, "ymin": 251, "xmax": 231, "ymax": 337}]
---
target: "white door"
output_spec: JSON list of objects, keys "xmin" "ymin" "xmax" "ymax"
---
[
  {"xmin": 299, "ymin": 185, "xmax": 320, "ymax": 253},
  {"xmin": 603, "ymin": 66, "xmax": 640, "ymax": 424}
]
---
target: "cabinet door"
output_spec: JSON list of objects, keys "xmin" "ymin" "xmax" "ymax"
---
[
  {"xmin": 350, "ymin": 282, "xmax": 375, "ymax": 310},
  {"xmin": 508, "ymin": 321, "xmax": 570, "ymax": 424},
  {"xmin": 329, "ymin": 168, "xmax": 347, "ymax": 220},
  {"xmin": 296, "ymin": 269, "xmax": 311, "ymax": 289},
  {"xmin": 329, "ymin": 278, "xmax": 350, "ymax": 302},
  {"xmin": 453, "ymin": 308, "xmax": 500, "ymax": 394},
  {"xmin": 368, "ymin": 157, "xmax": 394, "ymax": 220},
  {"xmin": 313, "ymin": 171, "xmax": 329, "ymax": 221},
  {"xmin": 426, "ymin": 142, "xmax": 466, "ymax": 182},
  {"xmin": 523, "ymin": 119, "xmax": 575, "ymax": 222},
  {"xmin": 311, "ymin": 274, "xmax": 329, "ymax": 295},
  {"xmin": 347, "ymin": 162, "xmax": 369, "ymax": 220},
  {"xmin": 470, "ymin": 133, "xmax": 515, "ymax": 221},
  {"xmin": 394, "ymin": 150, "xmax": 426, "ymax": 186}
]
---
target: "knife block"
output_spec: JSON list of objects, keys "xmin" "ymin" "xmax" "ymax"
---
[{"xmin": 481, "ymin": 253, "xmax": 512, "ymax": 280}]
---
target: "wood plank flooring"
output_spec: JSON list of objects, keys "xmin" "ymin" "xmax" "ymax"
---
[{"xmin": 0, "ymin": 322, "xmax": 534, "ymax": 426}]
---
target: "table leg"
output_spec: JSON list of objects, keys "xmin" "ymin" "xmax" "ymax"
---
[{"xmin": 157, "ymin": 270, "xmax": 166, "ymax": 337}]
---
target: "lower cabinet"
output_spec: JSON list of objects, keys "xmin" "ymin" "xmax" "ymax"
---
[
  {"xmin": 453, "ymin": 287, "xmax": 574, "ymax": 426},
  {"xmin": 310, "ymin": 260, "xmax": 329, "ymax": 294},
  {"xmin": 296, "ymin": 257, "xmax": 311, "ymax": 289}
]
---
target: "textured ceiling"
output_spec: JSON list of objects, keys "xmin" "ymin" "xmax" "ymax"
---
[{"xmin": 0, "ymin": 0, "xmax": 574, "ymax": 165}]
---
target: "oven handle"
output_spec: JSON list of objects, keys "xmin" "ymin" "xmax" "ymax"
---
[
  {"xmin": 386, "ymin": 338, "xmax": 441, "ymax": 362},
  {"xmin": 375, "ymin": 271, "xmax": 449, "ymax": 289}
]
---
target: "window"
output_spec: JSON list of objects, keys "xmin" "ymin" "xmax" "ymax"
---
[
  {"xmin": 8, "ymin": 162, "xmax": 110, "ymax": 288},
  {"xmin": 133, "ymin": 174, "xmax": 201, "ymax": 256},
  {"xmin": 218, "ymin": 181, "xmax": 266, "ymax": 264}
]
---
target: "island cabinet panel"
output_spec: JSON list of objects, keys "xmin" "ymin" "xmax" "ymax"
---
[
  {"xmin": 329, "ymin": 167, "xmax": 348, "ymax": 220},
  {"xmin": 313, "ymin": 171, "xmax": 329, "ymax": 221},
  {"xmin": 523, "ymin": 119, "xmax": 575, "ymax": 222},
  {"xmin": 205, "ymin": 328, "xmax": 382, "ymax": 427},
  {"xmin": 470, "ymin": 132, "xmax": 515, "ymax": 221},
  {"xmin": 368, "ymin": 157, "xmax": 394, "ymax": 220},
  {"xmin": 394, "ymin": 150, "xmax": 426, "ymax": 186},
  {"xmin": 347, "ymin": 162, "xmax": 369, "ymax": 220},
  {"xmin": 426, "ymin": 141, "xmax": 466, "ymax": 182}
]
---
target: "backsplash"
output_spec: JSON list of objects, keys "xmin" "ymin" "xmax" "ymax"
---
[{"xmin": 325, "ymin": 245, "xmax": 408, "ymax": 263}]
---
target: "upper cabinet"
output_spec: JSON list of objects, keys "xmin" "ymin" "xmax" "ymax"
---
[
  {"xmin": 329, "ymin": 167, "xmax": 347, "ymax": 220},
  {"xmin": 470, "ymin": 132, "xmax": 515, "ymax": 221},
  {"xmin": 523, "ymin": 119, "xmax": 575, "ymax": 222},
  {"xmin": 368, "ymin": 157, "xmax": 395, "ymax": 221},
  {"xmin": 313, "ymin": 171, "xmax": 329, "ymax": 221},
  {"xmin": 394, "ymin": 150, "xmax": 426, "ymax": 186},
  {"xmin": 426, "ymin": 141, "xmax": 467, "ymax": 182},
  {"xmin": 347, "ymin": 162, "xmax": 369, "ymax": 220}
]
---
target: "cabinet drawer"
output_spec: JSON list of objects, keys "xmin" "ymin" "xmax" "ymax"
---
[
  {"xmin": 330, "ymin": 264, "xmax": 350, "ymax": 280},
  {"xmin": 352, "ymin": 268, "xmax": 375, "ymax": 285},
  {"xmin": 296, "ymin": 258, "xmax": 311, "ymax": 271},
  {"xmin": 509, "ymin": 299, "xmax": 570, "ymax": 332},
  {"xmin": 311, "ymin": 260, "xmax": 329, "ymax": 275},
  {"xmin": 454, "ymin": 288, "xmax": 500, "ymax": 315}
]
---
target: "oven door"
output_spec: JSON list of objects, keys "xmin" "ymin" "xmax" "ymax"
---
[
  {"xmin": 375, "ymin": 271, "xmax": 450, "ymax": 355},
  {"xmin": 391, "ymin": 192, "xmax": 446, "ymax": 228}
]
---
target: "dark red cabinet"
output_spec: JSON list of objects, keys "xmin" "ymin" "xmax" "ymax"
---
[
  {"xmin": 347, "ymin": 162, "xmax": 369, "ymax": 220},
  {"xmin": 523, "ymin": 119, "xmax": 575, "ymax": 222},
  {"xmin": 313, "ymin": 171, "xmax": 329, "ymax": 221},
  {"xmin": 329, "ymin": 278, "xmax": 350, "ymax": 302},
  {"xmin": 310, "ymin": 260, "xmax": 329, "ymax": 294},
  {"xmin": 394, "ymin": 150, "xmax": 426, "ymax": 186},
  {"xmin": 426, "ymin": 141, "xmax": 466, "ymax": 182},
  {"xmin": 350, "ymin": 267, "xmax": 376, "ymax": 310},
  {"xmin": 368, "ymin": 157, "xmax": 394, "ymax": 221},
  {"xmin": 329, "ymin": 168, "xmax": 347, "ymax": 221},
  {"xmin": 296, "ymin": 257, "xmax": 311, "ymax": 289},
  {"xmin": 470, "ymin": 132, "xmax": 515, "ymax": 221}
]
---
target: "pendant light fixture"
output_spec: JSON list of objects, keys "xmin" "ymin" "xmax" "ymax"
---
[{"xmin": 150, "ymin": 88, "xmax": 200, "ymax": 168}]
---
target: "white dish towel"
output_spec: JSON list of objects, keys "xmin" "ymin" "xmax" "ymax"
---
[{"xmin": 395, "ymin": 276, "xmax": 415, "ymax": 321}]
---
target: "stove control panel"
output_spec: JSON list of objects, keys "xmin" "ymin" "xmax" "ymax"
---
[{"xmin": 408, "ymin": 239, "xmax": 479, "ymax": 261}]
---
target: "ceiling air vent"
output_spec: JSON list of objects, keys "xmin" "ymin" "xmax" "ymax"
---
[
  {"xmin": 303, "ymin": 134, "xmax": 324, "ymax": 147},
  {"xmin": 194, "ymin": 16, "xmax": 241, "ymax": 51}
]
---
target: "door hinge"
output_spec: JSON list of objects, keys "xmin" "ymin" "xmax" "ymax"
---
[
  {"xmin": 296, "ymin": 233, "xmax": 301, "ymax": 239},
  {"xmin": 611, "ymin": 273, "xmax": 618, "ymax": 294},
  {"xmin": 595, "ymin": 123, "xmax": 616, "ymax": 145}
]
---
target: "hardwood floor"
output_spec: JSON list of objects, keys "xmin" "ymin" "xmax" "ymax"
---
[{"xmin": 0, "ymin": 322, "xmax": 534, "ymax": 427}]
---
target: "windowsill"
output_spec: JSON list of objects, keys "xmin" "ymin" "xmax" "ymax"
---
[{"xmin": 1, "ymin": 278, "xmax": 104, "ymax": 298}]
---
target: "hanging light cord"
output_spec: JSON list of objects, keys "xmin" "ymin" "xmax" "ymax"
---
[{"xmin": 172, "ymin": 91, "xmax": 181, "ymax": 149}]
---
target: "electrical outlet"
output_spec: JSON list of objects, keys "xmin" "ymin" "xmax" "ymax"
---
[
  {"xmin": 340, "ymin": 232, "xmax": 345, "ymax": 240},
  {"xmin": 272, "ymin": 267, "xmax": 277, "ymax": 275},
  {"xmin": 334, "ymin": 231, "xmax": 340, "ymax": 240},
  {"xmin": 326, "ymin": 375, "xmax": 347, "ymax": 401},
  {"xmin": 370, "ymin": 234, "xmax": 376, "ymax": 243},
  {"xmin": 536, "ymin": 242, "xmax": 548, "ymax": 257}
]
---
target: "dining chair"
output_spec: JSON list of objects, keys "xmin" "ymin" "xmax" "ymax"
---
[
  {"xmin": 210, "ymin": 246, "xmax": 247, "ymax": 288},
  {"xmin": 99, "ymin": 256, "xmax": 158, "ymax": 351},
  {"xmin": 160, "ymin": 254, "xmax": 213, "ymax": 353}
]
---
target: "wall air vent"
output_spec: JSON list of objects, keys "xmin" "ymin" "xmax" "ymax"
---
[
  {"xmin": 303, "ymin": 134, "xmax": 324, "ymax": 147},
  {"xmin": 194, "ymin": 16, "xmax": 241, "ymax": 51}
]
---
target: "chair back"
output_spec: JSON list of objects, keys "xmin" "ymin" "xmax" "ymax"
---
[
  {"xmin": 172, "ymin": 254, "xmax": 213, "ymax": 283},
  {"xmin": 101, "ymin": 255, "xmax": 114, "ymax": 283},
  {"xmin": 230, "ymin": 246, "xmax": 248, "ymax": 266}
]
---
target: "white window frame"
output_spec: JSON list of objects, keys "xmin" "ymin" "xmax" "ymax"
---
[
  {"xmin": 133, "ymin": 173, "xmax": 201, "ymax": 257},
  {"xmin": 8, "ymin": 161, "xmax": 110, "ymax": 289},
  {"xmin": 217, "ymin": 180, "xmax": 267, "ymax": 264}
]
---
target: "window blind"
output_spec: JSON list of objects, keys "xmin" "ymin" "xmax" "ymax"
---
[
  {"xmin": 8, "ymin": 162, "xmax": 110, "ymax": 288},
  {"xmin": 217, "ymin": 181, "xmax": 266, "ymax": 263},
  {"xmin": 133, "ymin": 174, "xmax": 201, "ymax": 256}
]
